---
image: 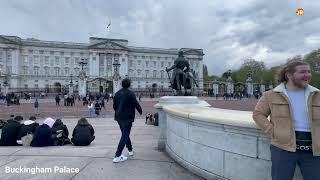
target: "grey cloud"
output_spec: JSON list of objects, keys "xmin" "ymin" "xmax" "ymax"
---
[{"xmin": 0, "ymin": 0, "xmax": 319, "ymax": 76}]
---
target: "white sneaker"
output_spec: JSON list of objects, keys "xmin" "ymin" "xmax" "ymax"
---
[
  {"xmin": 113, "ymin": 155, "xmax": 128, "ymax": 163},
  {"xmin": 128, "ymin": 151, "xmax": 134, "ymax": 156}
]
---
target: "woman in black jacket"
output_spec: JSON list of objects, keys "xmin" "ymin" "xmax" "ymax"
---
[
  {"xmin": 51, "ymin": 119, "xmax": 70, "ymax": 145},
  {"xmin": 0, "ymin": 116, "xmax": 23, "ymax": 146},
  {"xmin": 31, "ymin": 117, "xmax": 55, "ymax": 147},
  {"xmin": 71, "ymin": 118, "xmax": 95, "ymax": 146}
]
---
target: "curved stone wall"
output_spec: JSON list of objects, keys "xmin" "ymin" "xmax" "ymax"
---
[{"xmin": 155, "ymin": 97, "xmax": 302, "ymax": 180}]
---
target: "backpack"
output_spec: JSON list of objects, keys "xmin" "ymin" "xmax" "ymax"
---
[{"xmin": 21, "ymin": 133, "xmax": 33, "ymax": 146}]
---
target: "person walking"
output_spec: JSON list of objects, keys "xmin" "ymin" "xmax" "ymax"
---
[
  {"xmin": 252, "ymin": 59, "xmax": 320, "ymax": 180},
  {"xmin": 55, "ymin": 95, "xmax": 60, "ymax": 106},
  {"xmin": 112, "ymin": 78, "xmax": 142, "ymax": 163},
  {"xmin": 34, "ymin": 98, "xmax": 39, "ymax": 116}
]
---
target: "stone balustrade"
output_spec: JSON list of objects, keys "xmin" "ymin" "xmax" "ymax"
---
[{"xmin": 155, "ymin": 96, "xmax": 302, "ymax": 180}]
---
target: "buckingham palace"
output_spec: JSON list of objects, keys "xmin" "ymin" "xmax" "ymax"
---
[{"xmin": 0, "ymin": 35, "xmax": 204, "ymax": 96}]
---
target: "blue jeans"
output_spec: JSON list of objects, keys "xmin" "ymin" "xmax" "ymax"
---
[
  {"xmin": 270, "ymin": 145, "xmax": 320, "ymax": 180},
  {"xmin": 115, "ymin": 121, "xmax": 133, "ymax": 157}
]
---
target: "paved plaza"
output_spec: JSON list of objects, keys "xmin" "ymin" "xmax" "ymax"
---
[
  {"xmin": 0, "ymin": 97, "xmax": 259, "ymax": 180},
  {"xmin": 0, "ymin": 97, "xmax": 258, "ymax": 119},
  {"xmin": 0, "ymin": 117, "xmax": 204, "ymax": 180}
]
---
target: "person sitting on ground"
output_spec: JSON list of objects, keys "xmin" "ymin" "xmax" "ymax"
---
[
  {"xmin": 31, "ymin": 117, "xmax": 55, "ymax": 147},
  {"xmin": 0, "ymin": 116, "xmax": 23, "ymax": 146},
  {"xmin": 71, "ymin": 118, "xmax": 95, "ymax": 146},
  {"xmin": 51, "ymin": 119, "xmax": 71, "ymax": 146},
  {"xmin": 16, "ymin": 116, "xmax": 39, "ymax": 145}
]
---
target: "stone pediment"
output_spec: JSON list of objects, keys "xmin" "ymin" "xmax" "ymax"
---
[
  {"xmin": 0, "ymin": 36, "xmax": 18, "ymax": 44},
  {"xmin": 88, "ymin": 41, "xmax": 128, "ymax": 50},
  {"xmin": 181, "ymin": 49, "xmax": 204, "ymax": 56}
]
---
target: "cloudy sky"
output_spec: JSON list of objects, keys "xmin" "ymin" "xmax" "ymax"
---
[{"xmin": 0, "ymin": 0, "xmax": 319, "ymax": 75}]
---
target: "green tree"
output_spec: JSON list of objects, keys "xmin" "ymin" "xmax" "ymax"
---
[
  {"xmin": 203, "ymin": 64, "xmax": 219, "ymax": 81},
  {"xmin": 230, "ymin": 58, "xmax": 267, "ymax": 83},
  {"xmin": 304, "ymin": 49, "xmax": 320, "ymax": 72}
]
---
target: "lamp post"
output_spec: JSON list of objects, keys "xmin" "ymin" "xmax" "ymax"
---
[
  {"xmin": 0, "ymin": 67, "xmax": 9, "ymax": 95},
  {"xmin": 78, "ymin": 59, "xmax": 88, "ymax": 97},
  {"xmin": 112, "ymin": 58, "xmax": 121, "ymax": 93}
]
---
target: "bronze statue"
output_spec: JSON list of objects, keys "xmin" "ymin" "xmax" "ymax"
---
[{"xmin": 166, "ymin": 51, "xmax": 198, "ymax": 96}]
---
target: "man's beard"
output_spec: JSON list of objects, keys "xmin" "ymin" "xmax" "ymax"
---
[{"xmin": 292, "ymin": 77, "xmax": 308, "ymax": 88}]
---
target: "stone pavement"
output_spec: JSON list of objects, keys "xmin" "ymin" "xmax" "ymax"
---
[
  {"xmin": 0, "ymin": 117, "xmax": 203, "ymax": 180},
  {"xmin": 0, "ymin": 97, "xmax": 258, "ymax": 120}
]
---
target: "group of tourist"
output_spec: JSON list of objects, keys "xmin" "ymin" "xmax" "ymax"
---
[{"xmin": 0, "ymin": 116, "xmax": 95, "ymax": 147}]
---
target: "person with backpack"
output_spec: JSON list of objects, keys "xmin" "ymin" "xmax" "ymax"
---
[
  {"xmin": 16, "ymin": 116, "xmax": 39, "ymax": 146},
  {"xmin": 51, "ymin": 119, "xmax": 71, "ymax": 146}
]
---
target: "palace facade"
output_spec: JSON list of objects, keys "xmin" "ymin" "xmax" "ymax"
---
[{"xmin": 0, "ymin": 35, "xmax": 204, "ymax": 95}]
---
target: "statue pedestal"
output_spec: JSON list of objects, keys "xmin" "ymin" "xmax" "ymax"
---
[
  {"xmin": 79, "ymin": 80, "xmax": 86, "ymax": 97},
  {"xmin": 69, "ymin": 85, "xmax": 74, "ymax": 95},
  {"xmin": 154, "ymin": 96, "xmax": 211, "ymax": 151}
]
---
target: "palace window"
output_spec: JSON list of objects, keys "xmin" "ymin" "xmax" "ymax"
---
[
  {"xmin": 55, "ymin": 57, "xmax": 60, "ymax": 65},
  {"xmin": 145, "ymin": 70, "xmax": 149, "ymax": 78},
  {"xmin": 23, "ymin": 66, "xmax": 28, "ymax": 75},
  {"xmin": 33, "ymin": 56, "xmax": 39, "ymax": 65},
  {"xmin": 64, "ymin": 67, "xmax": 69, "ymax": 76},
  {"xmin": 44, "ymin": 67, "xmax": 50, "ymax": 75},
  {"xmin": 54, "ymin": 67, "xmax": 60, "ymax": 76},
  {"xmin": 145, "ymin": 61, "xmax": 149, "ymax": 68},
  {"xmin": 65, "ymin": 57, "xmax": 70, "ymax": 65},
  {"xmin": 45, "ymin": 56, "xmax": 49, "ymax": 65},
  {"xmin": 34, "ymin": 66, "xmax": 40, "ymax": 76},
  {"xmin": 153, "ymin": 70, "xmax": 157, "ymax": 78}
]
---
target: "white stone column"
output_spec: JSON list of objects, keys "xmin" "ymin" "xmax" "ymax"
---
[
  {"xmin": 246, "ymin": 83, "xmax": 253, "ymax": 96},
  {"xmin": 79, "ymin": 80, "xmax": 86, "ymax": 97},
  {"xmin": 260, "ymin": 84, "xmax": 265, "ymax": 93},
  {"xmin": 69, "ymin": 84, "xmax": 74, "ymax": 95},
  {"xmin": 212, "ymin": 83, "xmax": 219, "ymax": 96}
]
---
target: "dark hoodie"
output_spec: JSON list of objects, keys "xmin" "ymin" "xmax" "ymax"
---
[
  {"xmin": 51, "ymin": 119, "xmax": 69, "ymax": 137},
  {"xmin": 0, "ymin": 119, "xmax": 22, "ymax": 146},
  {"xmin": 17, "ymin": 120, "xmax": 39, "ymax": 140},
  {"xmin": 71, "ymin": 122, "xmax": 95, "ymax": 146}
]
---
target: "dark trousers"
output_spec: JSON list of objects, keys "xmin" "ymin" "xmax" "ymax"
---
[
  {"xmin": 270, "ymin": 145, "xmax": 320, "ymax": 180},
  {"xmin": 115, "ymin": 121, "xmax": 133, "ymax": 157}
]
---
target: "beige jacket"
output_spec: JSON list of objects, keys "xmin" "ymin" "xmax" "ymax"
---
[{"xmin": 253, "ymin": 83, "xmax": 320, "ymax": 156}]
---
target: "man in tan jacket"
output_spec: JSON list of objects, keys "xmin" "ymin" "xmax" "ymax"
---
[{"xmin": 253, "ymin": 59, "xmax": 320, "ymax": 180}]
